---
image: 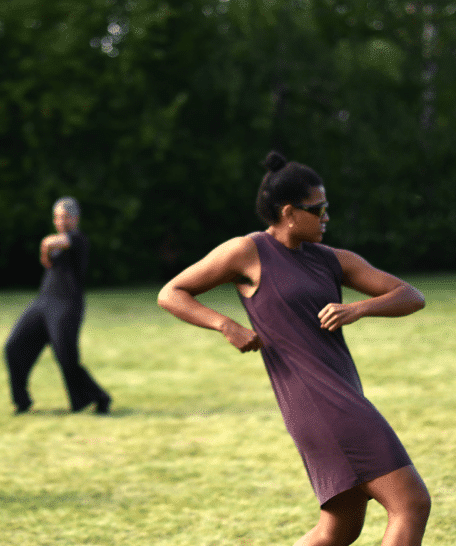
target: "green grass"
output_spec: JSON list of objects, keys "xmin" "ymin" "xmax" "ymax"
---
[{"xmin": 0, "ymin": 275, "xmax": 455, "ymax": 545}]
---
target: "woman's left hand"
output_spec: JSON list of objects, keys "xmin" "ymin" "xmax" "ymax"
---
[{"xmin": 318, "ymin": 303, "xmax": 360, "ymax": 332}]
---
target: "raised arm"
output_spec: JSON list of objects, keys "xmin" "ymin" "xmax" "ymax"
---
[
  {"xmin": 40, "ymin": 233, "xmax": 71, "ymax": 268},
  {"xmin": 157, "ymin": 237, "xmax": 262, "ymax": 352},
  {"xmin": 318, "ymin": 248, "xmax": 425, "ymax": 332}
]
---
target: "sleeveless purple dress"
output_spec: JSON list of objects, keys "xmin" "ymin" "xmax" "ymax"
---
[{"xmin": 238, "ymin": 232, "xmax": 412, "ymax": 506}]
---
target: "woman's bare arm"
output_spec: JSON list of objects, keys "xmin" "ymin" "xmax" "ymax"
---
[
  {"xmin": 157, "ymin": 237, "xmax": 262, "ymax": 352},
  {"xmin": 318, "ymin": 248, "xmax": 425, "ymax": 332},
  {"xmin": 40, "ymin": 234, "xmax": 71, "ymax": 268}
]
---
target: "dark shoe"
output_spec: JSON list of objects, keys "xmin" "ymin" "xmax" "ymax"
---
[
  {"xmin": 95, "ymin": 394, "xmax": 111, "ymax": 415},
  {"xmin": 14, "ymin": 401, "xmax": 32, "ymax": 415}
]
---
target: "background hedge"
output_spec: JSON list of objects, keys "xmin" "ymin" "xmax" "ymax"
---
[{"xmin": 1, "ymin": 0, "xmax": 455, "ymax": 286}]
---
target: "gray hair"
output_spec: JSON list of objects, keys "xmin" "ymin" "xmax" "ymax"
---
[{"xmin": 53, "ymin": 197, "xmax": 80, "ymax": 217}]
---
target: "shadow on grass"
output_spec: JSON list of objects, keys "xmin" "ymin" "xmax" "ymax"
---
[{"xmin": 16, "ymin": 406, "xmax": 279, "ymax": 419}]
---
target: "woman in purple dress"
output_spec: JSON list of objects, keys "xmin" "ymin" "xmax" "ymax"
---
[{"xmin": 158, "ymin": 151, "xmax": 430, "ymax": 546}]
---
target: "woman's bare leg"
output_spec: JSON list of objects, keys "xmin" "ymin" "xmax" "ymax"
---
[
  {"xmin": 360, "ymin": 465, "xmax": 431, "ymax": 546},
  {"xmin": 293, "ymin": 488, "xmax": 368, "ymax": 546}
]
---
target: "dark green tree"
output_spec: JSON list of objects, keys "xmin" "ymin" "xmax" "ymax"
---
[{"xmin": 1, "ymin": 0, "xmax": 455, "ymax": 287}]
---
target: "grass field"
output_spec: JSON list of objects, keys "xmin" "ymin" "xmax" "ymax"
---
[{"xmin": 0, "ymin": 275, "xmax": 455, "ymax": 545}]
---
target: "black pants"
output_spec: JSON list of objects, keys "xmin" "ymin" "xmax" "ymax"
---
[{"xmin": 4, "ymin": 295, "xmax": 108, "ymax": 411}]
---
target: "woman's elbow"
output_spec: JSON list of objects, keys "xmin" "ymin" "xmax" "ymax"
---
[
  {"xmin": 157, "ymin": 285, "xmax": 172, "ymax": 310},
  {"xmin": 412, "ymin": 287, "xmax": 425, "ymax": 311},
  {"xmin": 417, "ymin": 293, "xmax": 426, "ymax": 310}
]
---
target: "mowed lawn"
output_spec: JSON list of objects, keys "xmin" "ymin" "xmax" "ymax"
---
[{"xmin": 0, "ymin": 275, "xmax": 454, "ymax": 546}]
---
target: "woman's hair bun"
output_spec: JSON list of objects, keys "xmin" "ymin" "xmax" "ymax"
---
[{"xmin": 262, "ymin": 150, "xmax": 287, "ymax": 173}]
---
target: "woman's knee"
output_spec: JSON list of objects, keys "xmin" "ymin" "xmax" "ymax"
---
[
  {"xmin": 312, "ymin": 524, "xmax": 362, "ymax": 546},
  {"xmin": 362, "ymin": 466, "xmax": 430, "ymax": 512},
  {"xmin": 391, "ymin": 471, "xmax": 431, "ymax": 522},
  {"xmin": 404, "ymin": 486, "xmax": 431, "ymax": 522}
]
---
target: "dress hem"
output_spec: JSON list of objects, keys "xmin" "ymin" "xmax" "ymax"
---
[{"xmin": 319, "ymin": 461, "xmax": 413, "ymax": 507}]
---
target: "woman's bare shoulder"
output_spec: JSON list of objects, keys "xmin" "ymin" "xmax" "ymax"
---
[
  {"xmin": 213, "ymin": 233, "xmax": 261, "ymax": 258},
  {"xmin": 316, "ymin": 244, "xmax": 357, "ymax": 263}
]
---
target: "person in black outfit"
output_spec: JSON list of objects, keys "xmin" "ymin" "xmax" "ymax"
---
[{"xmin": 4, "ymin": 197, "xmax": 111, "ymax": 415}]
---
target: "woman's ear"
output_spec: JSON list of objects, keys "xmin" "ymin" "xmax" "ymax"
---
[{"xmin": 280, "ymin": 204, "xmax": 294, "ymax": 221}]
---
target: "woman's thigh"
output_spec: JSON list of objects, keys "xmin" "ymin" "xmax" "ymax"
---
[
  {"xmin": 5, "ymin": 299, "xmax": 49, "ymax": 357},
  {"xmin": 359, "ymin": 465, "xmax": 430, "ymax": 514},
  {"xmin": 319, "ymin": 488, "xmax": 369, "ymax": 542}
]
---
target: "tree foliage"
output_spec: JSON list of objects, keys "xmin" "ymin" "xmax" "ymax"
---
[{"xmin": 1, "ymin": 0, "xmax": 455, "ymax": 287}]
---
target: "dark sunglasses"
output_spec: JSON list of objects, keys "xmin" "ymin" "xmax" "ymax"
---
[{"xmin": 293, "ymin": 201, "xmax": 329, "ymax": 218}]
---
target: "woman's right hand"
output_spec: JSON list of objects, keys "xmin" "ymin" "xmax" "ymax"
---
[{"xmin": 221, "ymin": 320, "xmax": 263, "ymax": 353}]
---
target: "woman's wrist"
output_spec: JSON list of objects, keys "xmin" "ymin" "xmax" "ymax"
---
[
  {"xmin": 219, "ymin": 317, "xmax": 239, "ymax": 336},
  {"xmin": 351, "ymin": 301, "xmax": 366, "ymax": 321}
]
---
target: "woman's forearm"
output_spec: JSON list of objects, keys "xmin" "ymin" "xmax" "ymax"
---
[
  {"xmin": 158, "ymin": 285, "xmax": 263, "ymax": 353},
  {"xmin": 40, "ymin": 234, "xmax": 71, "ymax": 266},
  {"xmin": 356, "ymin": 283, "xmax": 425, "ymax": 319},
  {"xmin": 319, "ymin": 283, "xmax": 425, "ymax": 332},
  {"xmin": 157, "ymin": 286, "xmax": 234, "ymax": 332},
  {"xmin": 40, "ymin": 237, "xmax": 54, "ymax": 268}
]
